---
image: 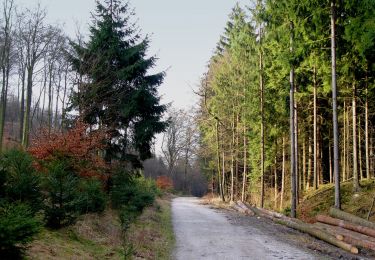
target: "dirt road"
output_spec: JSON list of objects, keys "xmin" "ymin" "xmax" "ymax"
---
[{"xmin": 172, "ymin": 197, "xmax": 329, "ymax": 260}]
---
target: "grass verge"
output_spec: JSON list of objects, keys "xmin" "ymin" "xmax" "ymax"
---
[
  {"xmin": 27, "ymin": 209, "xmax": 123, "ymax": 259},
  {"xmin": 26, "ymin": 196, "xmax": 175, "ymax": 260},
  {"xmin": 127, "ymin": 196, "xmax": 175, "ymax": 259}
]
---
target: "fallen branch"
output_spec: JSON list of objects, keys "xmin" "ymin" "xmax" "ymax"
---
[
  {"xmin": 330, "ymin": 207, "xmax": 375, "ymax": 230},
  {"xmin": 316, "ymin": 214, "xmax": 375, "ymax": 238}
]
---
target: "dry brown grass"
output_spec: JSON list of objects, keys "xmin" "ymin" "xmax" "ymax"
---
[
  {"xmin": 27, "ymin": 196, "xmax": 175, "ymax": 260},
  {"xmin": 27, "ymin": 210, "xmax": 123, "ymax": 259},
  {"xmin": 200, "ymin": 193, "xmax": 232, "ymax": 210},
  {"xmin": 128, "ymin": 197, "xmax": 175, "ymax": 260}
]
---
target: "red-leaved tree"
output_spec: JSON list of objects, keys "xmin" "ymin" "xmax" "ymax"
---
[
  {"xmin": 28, "ymin": 121, "xmax": 108, "ymax": 179},
  {"xmin": 156, "ymin": 176, "xmax": 174, "ymax": 191}
]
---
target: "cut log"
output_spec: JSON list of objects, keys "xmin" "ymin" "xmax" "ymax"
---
[
  {"xmin": 316, "ymin": 214, "xmax": 375, "ymax": 238},
  {"xmin": 330, "ymin": 207, "xmax": 375, "ymax": 230},
  {"xmin": 248, "ymin": 205, "xmax": 306, "ymax": 225},
  {"xmin": 254, "ymin": 207, "xmax": 285, "ymax": 219},
  {"xmin": 232, "ymin": 204, "xmax": 248, "ymax": 214},
  {"xmin": 274, "ymin": 218, "xmax": 358, "ymax": 254},
  {"xmin": 314, "ymin": 222, "xmax": 375, "ymax": 251},
  {"xmin": 236, "ymin": 201, "xmax": 255, "ymax": 216},
  {"xmin": 247, "ymin": 207, "xmax": 358, "ymax": 253},
  {"xmin": 243, "ymin": 204, "xmax": 282, "ymax": 221},
  {"xmin": 315, "ymin": 222, "xmax": 375, "ymax": 243}
]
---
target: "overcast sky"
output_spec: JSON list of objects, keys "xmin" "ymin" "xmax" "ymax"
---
[{"xmin": 18, "ymin": 0, "xmax": 249, "ymax": 110}]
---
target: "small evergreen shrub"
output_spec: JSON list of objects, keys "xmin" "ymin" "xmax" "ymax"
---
[
  {"xmin": 119, "ymin": 205, "xmax": 139, "ymax": 230},
  {"xmin": 0, "ymin": 149, "xmax": 42, "ymax": 211},
  {"xmin": 111, "ymin": 170, "xmax": 157, "ymax": 211},
  {"xmin": 0, "ymin": 201, "xmax": 41, "ymax": 254},
  {"xmin": 78, "ymin": 178, "xmax": 107, "ymax": 214},
  {"xmin": 44, "ymin": 160, "xmax": 82, "ymax": 228},
  {"xmin": 111, "ymin": 169, "xmax": 158, "ymax": 229}
]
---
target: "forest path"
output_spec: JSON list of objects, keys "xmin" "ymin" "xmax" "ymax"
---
[{"xmin": 172, "ymin": 197, "xmax": 320, "ymax": 260}]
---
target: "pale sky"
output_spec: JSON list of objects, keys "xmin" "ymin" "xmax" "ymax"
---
[{"xmin": 18, "ymin": 0, "xmax": 249, "ymax": 110}]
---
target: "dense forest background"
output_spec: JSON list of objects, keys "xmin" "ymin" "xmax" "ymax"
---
[{"xmin": 195, "ymin": 0, "xmax": 375, "ymax": 216}]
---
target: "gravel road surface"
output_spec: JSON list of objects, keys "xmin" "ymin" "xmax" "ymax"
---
[{"xmin": 172, "ymin": 197, "xmax": 321, "ymax": 260}]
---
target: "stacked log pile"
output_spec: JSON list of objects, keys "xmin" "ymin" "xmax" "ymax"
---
[
  {"xmin": 230, "ymin": 202, "xmax": 375, "ymax": 254},
  {"xmin": 314, "ymin": 208, "xmax": 375, "ymax": 253}
]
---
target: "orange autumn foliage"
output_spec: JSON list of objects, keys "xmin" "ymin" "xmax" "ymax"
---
[
  {"xmin": 156, "ymin": 176, "xmax": 173, "ymax": 191},
  {"xmin": 28, "ymin": 121, "xmax": 108, "ymax": 179}
]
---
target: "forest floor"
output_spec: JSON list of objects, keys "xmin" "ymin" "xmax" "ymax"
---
[
  {"xmin": 194, "ymin": 197, "xmax": 372, "ymax": 260},
  {"xmin": 26, "ymin": 196, "xmax": 174, "ymax": 260}
]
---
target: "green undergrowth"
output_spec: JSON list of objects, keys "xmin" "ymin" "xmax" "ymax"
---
[{"xmin": 299, "ymin": 179, "xmax": 375, "ymax": 223}]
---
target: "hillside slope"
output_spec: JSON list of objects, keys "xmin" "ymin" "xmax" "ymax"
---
[{"xmin": 299, "ymin": 179, "xmax": 375, "ymax": 223}]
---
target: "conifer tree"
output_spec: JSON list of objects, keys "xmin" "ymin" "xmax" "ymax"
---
[{"xmin": 69, "ymin": 0, "xmax": 167, "ymax": 165}]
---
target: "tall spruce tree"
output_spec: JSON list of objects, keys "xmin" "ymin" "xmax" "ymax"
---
[{"xmin": 69, "ymin": 0, "xmax": 167, "ymax": 166}]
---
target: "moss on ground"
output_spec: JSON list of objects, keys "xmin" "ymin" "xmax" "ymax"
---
[{"xmin": 298, "ymin": 179, "xmax": 375, "ymax": 223}]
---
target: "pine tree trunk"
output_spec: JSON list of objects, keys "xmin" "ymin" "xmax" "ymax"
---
[
  {"xmin": 290, "ymin": 21, "xmax": 297, "ymax": 218},
  {"xmin": 280, "ymin": 136, "xmax": 286, "ymax": 211},
  {"xmin": 260, "ymin": 32, "xmax": 265, "ymax": 208},
  {"xmin": 352, "ymin": 82, "xmax": 359, "ymax": 191},
  {"xmin": 230, "ymin": 111, "xmax": 235, "ymax": 202},
  {"xmin": 331, "ymin": 0, "xmax": 341, "ymax": 208},
  {"xmin": 222, "ymin": 151, "xmax": 226, "ymax": 200},
  {"xmin": 216, "ymin": 121, "xmax": 224, "ymax": 201},
  {"xmin": 303, "ymin": 138, "xmax": 306, "ymax": 190},
  {"xmin": 307, "ymin": 133, "xmax": 312, "ymax": 189},
  {"xmin": 241, "ymin": 127, "xmax": 247, "ymax": 202},
  {"xmin": 294, "ymin": 87, "xmax": 299, "ymax": 202},
  {"xmin": 358, "ymin": 116, "xmax": 363, "ymax": 180},
  {"xmin": 347, "ymin": 103, "xmax": 351, "ymax": 179},
  {"xmin": 274, "ymin": 147, "xmax": 278, "ymax": 209},
  {"xmin": 343, "ymin": 101, "xmax": 347, "ymax": 181},
  {"xmin": 365, "ymin": 81, "xmax": 370, "ymax": 179},
  {"xmin": 329, "ymin": 141, "xmax": 333, "ymax": 183},
  {"xmin": 317, "ymin": 135, "xmax": 321, "ymax": 185},
  {"xmin": 313, "ymin": 66, "xmax": 318, "ymax": 189},
  {"xmin": 370, "ymin": 132, "xmax": 374, "ymax": 177}
]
